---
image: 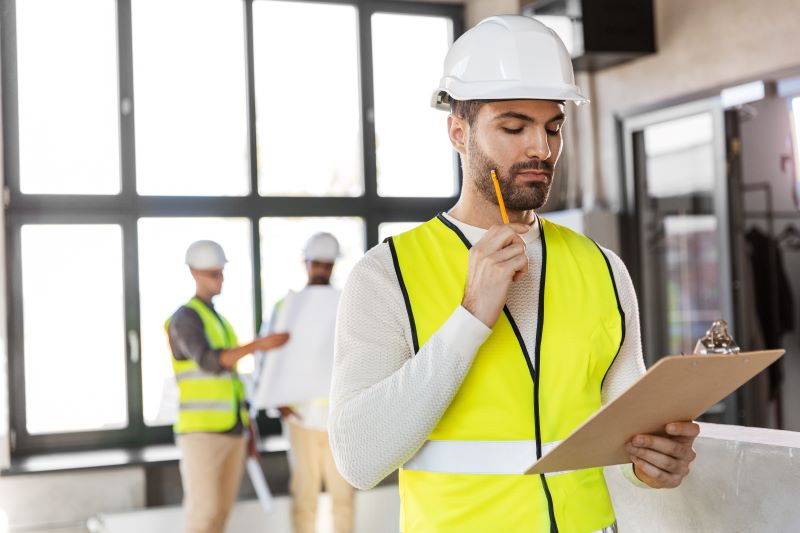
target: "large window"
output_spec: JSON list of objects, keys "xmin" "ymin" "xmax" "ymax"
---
[
  {"xmin": 253, "ymin": 2, "xmax": 363, "ymax": 197},
  {"xmin": 2, "ymin": 0, "xmax": 462, "ymax": 454},
  {"xmin": 372, "ymin": 13, "xmax": 456, "ymax": 197},
  {"xmin": 132, "ymin": 0, "xmax": 251, "ymax": 197},
  {"xmin": 16, "ymin": 0, "xmax": 121, "ymax": 195},
  {"xmin": 21, "ymin": 225, "xmax": 128, "ymax": 434}
]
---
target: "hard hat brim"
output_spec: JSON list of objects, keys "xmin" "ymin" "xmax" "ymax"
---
[{"xmin": 432, "ymin": 82, "xmax": 589, "ymax": 111}]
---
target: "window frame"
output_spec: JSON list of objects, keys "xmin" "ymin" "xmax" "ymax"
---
[{"xmin": 1, "ymin": 0, "xmax": 463, "ymax": 455}]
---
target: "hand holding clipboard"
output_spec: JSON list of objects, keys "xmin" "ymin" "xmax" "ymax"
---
[{"xmin": 526, "ymin": 349, "xmax": 785, "ymax": 475}]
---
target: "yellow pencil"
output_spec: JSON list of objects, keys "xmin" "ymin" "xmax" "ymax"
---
[{"xmin": 490, "ymin": 170, "xmax": 509, "ymax": 224}]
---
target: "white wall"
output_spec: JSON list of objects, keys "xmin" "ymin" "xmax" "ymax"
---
[
  {"xmin": 606, "ymin": 423, "xmax": 800, "ymax": 532},
  {"xmin": 464, "ymin": 0, "xmax": 520, "ymax": 27},
  {"xmin": 591, "ymin": 0, "xmax": 800, "ymax": 210},
  {"xmin": 0, "ymin": 467, "xmax": 145, "ymax": 532}
]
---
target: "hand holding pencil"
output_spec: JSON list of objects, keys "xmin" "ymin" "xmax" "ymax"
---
[{"xmin": 461, "ymin": 169, "xmax": 528, "ymax": 327}]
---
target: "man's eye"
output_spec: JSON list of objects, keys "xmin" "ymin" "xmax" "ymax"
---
[
  {"xmin": 502, "ymin": 127, "xmax": 523, "ymax": 134},
  {"xmin": 546, "ymin": 128, "xmax": 561, "ymax": 136}
]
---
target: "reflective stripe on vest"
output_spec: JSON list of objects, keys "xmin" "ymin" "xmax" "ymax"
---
[
  {"xmin": 388, "ymin": 215, "xmax": 624, "ymax": 533},
  {"xmin": 165, "ymin": 297, "xmax": 249, "ymax": 434},
  {"xmin": 403, "ymin": 439, "xmax": 577, "ymax": 477}
]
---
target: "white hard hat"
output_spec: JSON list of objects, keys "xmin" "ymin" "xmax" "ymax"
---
[
  {"xmin": 303, "ymin": 232, "xmax": 340, "ymax": 263},
  {"xmin": 431, "ymin": 15, "xmax": 588, "ymax": 111},
  {"xmin": 185, "ymin": 240, "xmax": 228, "ymax": 269}
]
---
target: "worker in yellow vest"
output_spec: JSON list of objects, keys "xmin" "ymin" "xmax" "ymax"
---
[
  {"xmin": 329, "ymin": 16, "xmax": 699, "ymax": 533},
  {"xmin": 166, "ymin": 240, "xmax": 289, "ymax": 533}
]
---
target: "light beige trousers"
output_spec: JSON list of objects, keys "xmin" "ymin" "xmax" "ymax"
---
[
  {"xmin": 288, "ymin": 421, "xmax": 355, "ymax": 533},
  {"xmin": 177, "ymin": 432, "xmax": 246, "ymax": 533}
]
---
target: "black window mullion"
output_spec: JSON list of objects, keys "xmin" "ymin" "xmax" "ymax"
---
[
  {"xmin": 6, "ymin": 214, "xmax": 26, "ymax": 455},
  {"xmin": 357, "ymin": 2, "xmax": 378, "ymax": 211},
  {"xmin": 122, "ymin": 215, "xmax": 144, "ymax": 443},
  {"xmin": 250, "ymin": 217, "xmax": 264, "ymax": 335},
  {"xmin": 244, "ymin": 0, "xmax": 263, "ymax": 334},
  {"xmin": 1, "ymin": 0, "xmax": 21, "ymax": 200},
  {"xmin": 244, "ymin": 0, "xmax": 259, "ymax": 199},
  {"xmin": 117, "ymin": 0, "xmax": 137, "ymax": 205}
]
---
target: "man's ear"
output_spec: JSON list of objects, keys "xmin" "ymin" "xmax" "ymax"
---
[{"xmin": 448, "ymin": 114, "xmax": 468, "ymax": 156}]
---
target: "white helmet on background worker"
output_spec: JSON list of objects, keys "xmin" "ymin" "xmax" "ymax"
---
[
  {"xmin": 185, "ymin": 240, "xmax": 228, "ymax": 269},
  {"xmin": 303, "ymin": 232, "xmax": 340, "ymax": 263},
  {"xmin": 431, "ymin": 15, "xmax": 588, "ymax": 111}
]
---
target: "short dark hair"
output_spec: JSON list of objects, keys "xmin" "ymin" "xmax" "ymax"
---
[
  {"xmin": 451, "ymin": 99, "xmax": 567, "ymax": 126},
  {"xmin": 450, "ymin": 99, "xmax": 487, "ymax": 126}
]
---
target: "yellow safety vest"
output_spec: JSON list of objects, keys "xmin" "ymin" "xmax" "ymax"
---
[
  {"xmin": 165, "ymin": 297, "xmax": 249, "ymax": 434},
  {"xmin": 387, "ymin": 214, "xmax": 624, "ymax": 533}
]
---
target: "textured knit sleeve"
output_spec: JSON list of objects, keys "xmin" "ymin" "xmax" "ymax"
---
[
  {"xmin": 600, "ymin": 247, "xmax": 646, "ymax": 404},
  {"xmin": 329, "ymin": 243, "xmax": 491, "ymax": 490},
  {"xmin": 599, "ymin": 247, "xmax": 651, "ymax": 488}
]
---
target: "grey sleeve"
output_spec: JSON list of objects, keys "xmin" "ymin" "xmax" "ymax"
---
[{"xmin": 167, "ymin": 307, "xmax": 225, "ymax": 374}]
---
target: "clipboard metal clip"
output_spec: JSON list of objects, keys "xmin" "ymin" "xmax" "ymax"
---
[{"xmin": 693, "ymin": 320, "xmax": 740, "ymax": 355}]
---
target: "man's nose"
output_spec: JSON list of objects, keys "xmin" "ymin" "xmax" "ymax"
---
[{"xmin": 524, "ymin": 128, "xmax": 551, "ymax": 160}]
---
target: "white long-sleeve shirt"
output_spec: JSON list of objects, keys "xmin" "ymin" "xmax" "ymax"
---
[{"xmin": 329, "ymin": 213, "xmax": 647, "ymax": 490}]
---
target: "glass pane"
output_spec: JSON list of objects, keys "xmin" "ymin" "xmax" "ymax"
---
[
  {"xmin": 16, "ymin": 0, "xmax": 120, "ymax": 195},
  {"xmin": 254, "ymin": 2, "xmax": 362, "ymax": 197},
  {"xmin": 372, "ymin": 13, "xmax": 456, "ymax": 197},
  {"xmin": 22, "ymin": 225, "xmax": 127, "ymax": 434},
  {"xmin": 259, "ymin": 218, "xmax": 364, "ymax": 323},
  {"xmin": 138, "ymin": 218, "xmax": 253, "ymax": 426},
  {"xmin": 378, "ymin": 221, "xmax": 422, "ymax": 242},
  {"xmin": 644, "ymin": 113, "xmax": 714, "ymax": 197},
  {"xmin": 132, "ymin": 0, "xmax": 249, "ymax": 196},
  {"xmin": 663, "ymin": 215, "xmax": 721, "ymax": 354}
]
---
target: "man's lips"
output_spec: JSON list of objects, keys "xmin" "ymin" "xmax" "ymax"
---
[{"xmin": 515, "ymin": 170, "xmax": 551, "ymax": 182}]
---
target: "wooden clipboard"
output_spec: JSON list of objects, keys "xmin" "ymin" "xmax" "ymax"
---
[{"xmin": 526, "ymin": 349, "xmax": 785, "ymax": 474}]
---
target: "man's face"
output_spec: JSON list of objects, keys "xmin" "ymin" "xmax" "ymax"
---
[
  {"xmin": 306, "ymin": 260, "xmax": 334, "ymax": 286},
  {"xmin": 192, "ymin": 268, "xmax": 224, "ymax": 296},
  {"xmin": 459, "ymin": 100, "xmax": 565, "ymax": 211}
]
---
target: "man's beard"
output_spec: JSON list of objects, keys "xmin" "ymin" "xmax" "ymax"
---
[
  {"xmin": 309, "ymin": 276, "xmax": 330, "ymax": 285},
  {"xmin": 467, "ymin": 134, "xmax": 554, "ymax": 211}
]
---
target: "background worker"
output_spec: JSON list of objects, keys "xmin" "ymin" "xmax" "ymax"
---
[
  {"xmin": 329, "ymin": 16, "xmax": 699, "ymax": 533},
  {"xmin": 265, "ymin": 232, "xmax": 355, "ymax": 533},
  {"xmin": 166, "ymin": 239, "xmax": 289, "ymax": 533}
]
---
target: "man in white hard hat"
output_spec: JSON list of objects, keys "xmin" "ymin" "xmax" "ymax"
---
[
  {"xmin": 263, "ymin": 232, "xmax": 354, "ymax": 533},
  {"xmin": 329, "ymin": 16, "xmax": 698, "ymax": 532},
  {"xmin": 166, "ymin": 240, "xmax": 289, "ymax": 533}
]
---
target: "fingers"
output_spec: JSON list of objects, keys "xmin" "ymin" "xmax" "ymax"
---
[
  {"xmin": 468, "ymin": 228, "xmax": 528, "ymax": 283},
  {"xmin": 479, "ymin": 224, "xmax": 528, "ymax": 252},
  {"xmin": 269, "ymin": 332, "xmax": 290, "ymax": 345},
  {"xmin": 629, "ymin": 434, "xmax": 695, "ymax": 460},
  {"xmin": 627, "ymin": 442, "xmax": 691, "ymax": 476},
  {"xmin": 502, "ymin": 253, "xmax": 529, "ymax": 280},
  {"xmin": 490, "ymin": 241, "xmax": 527, "ymax": 263},
  {"xmin": 631, "ymin": 457, "xmax": 682, "ymax": 488},
  {"xmin": 627, "ymin": 427, "xmax": 699, "ymax": 488},
  {"xmin": 666, "ymin": 421, "xmax": 700, "ymax": 439}
]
